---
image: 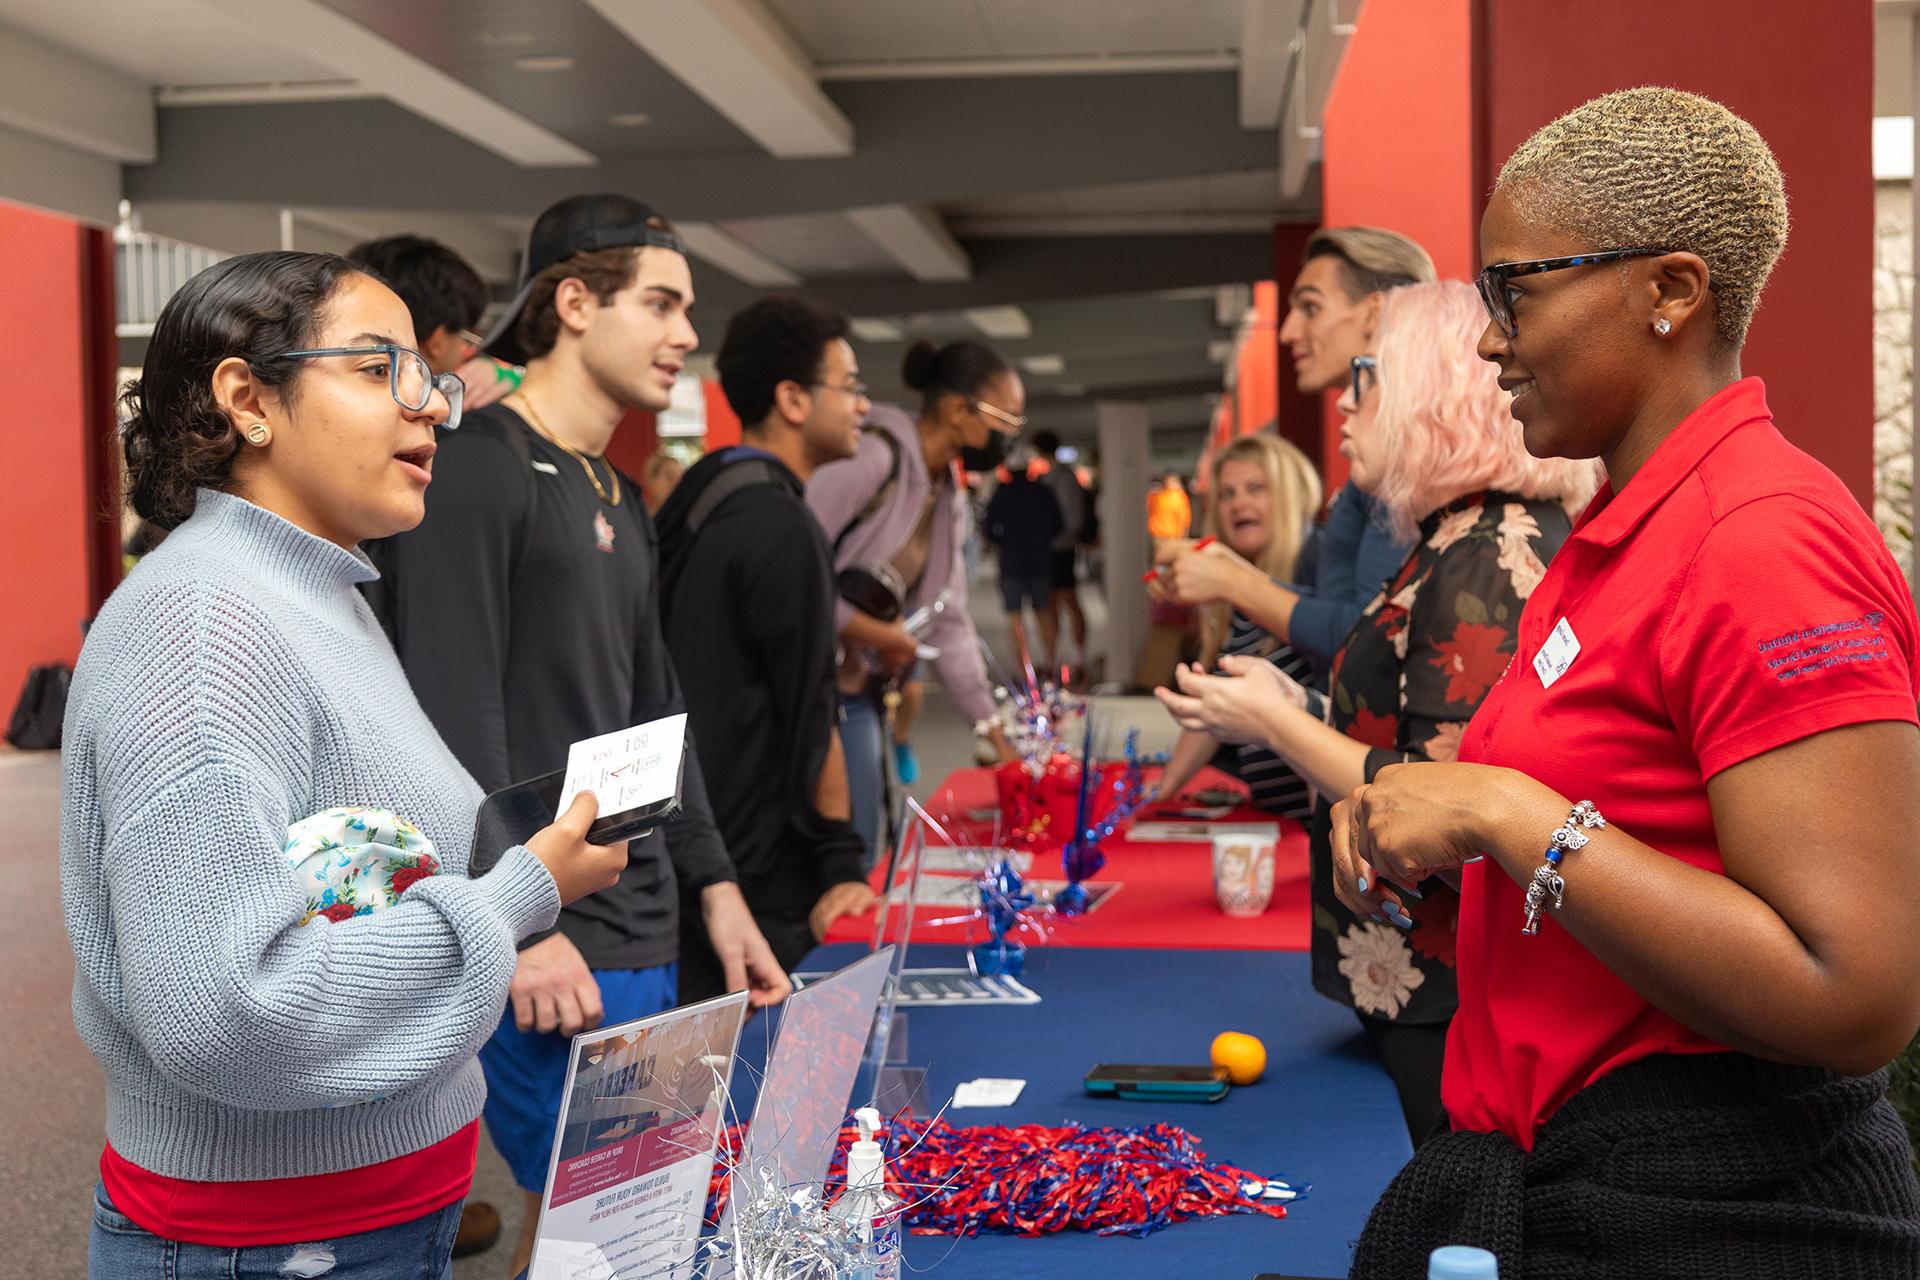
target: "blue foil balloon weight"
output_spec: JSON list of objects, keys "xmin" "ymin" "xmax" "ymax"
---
[{"xmin": 974, "ymin": 857, "xmax": 1034, "ymax": 975}]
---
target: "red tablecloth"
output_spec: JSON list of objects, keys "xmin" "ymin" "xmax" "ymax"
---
[{"xmin": 823, "ymin": 766, "xmax": 1311, "ymax": 952}]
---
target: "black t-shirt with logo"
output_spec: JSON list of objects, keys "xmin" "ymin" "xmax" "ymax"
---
[{"xmin": 368, "ymin": 404, "xmax": 734, "ymax": 970}]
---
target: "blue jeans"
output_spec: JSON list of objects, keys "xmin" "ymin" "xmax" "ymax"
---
[
  {"xmin": 89, "ymin": 1182, "xmax": 461, "ymax": 1279},
  {"xmin": 839, "ymin": 692, "xmax": 885, "ymax": 872}
]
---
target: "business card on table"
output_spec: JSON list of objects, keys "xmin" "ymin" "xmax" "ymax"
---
[
  {"xmin": 554, "ymin": 714, "xmax": 688, "ymax": 820},
  {"xmin": 953, "ymin": 1077, "xmax": 1027, "ymax": 1108}
]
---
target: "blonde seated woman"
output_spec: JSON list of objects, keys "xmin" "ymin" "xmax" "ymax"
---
[
  {"xmin": 1158, "ymin": 279, "xmax": 1598, "ymax": 1145},
  {"xmin": 1152, "ymin": 434, "xmax": 1323, "ymax": 820}
]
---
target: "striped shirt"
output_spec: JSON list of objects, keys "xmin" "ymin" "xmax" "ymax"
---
[{"xmin": 1221, "ymin": 611, "xmax": 1315, "ymax": 819}]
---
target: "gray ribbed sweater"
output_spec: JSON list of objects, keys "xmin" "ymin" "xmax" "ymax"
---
[{"xmin": 60, "ymin": 490, "xmax": 561, "ymax": 1182}]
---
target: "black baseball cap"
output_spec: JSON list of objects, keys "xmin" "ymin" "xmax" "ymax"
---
[{"xmin": 483, "ymin": 193, "xmax": 686, "ymax": 366}]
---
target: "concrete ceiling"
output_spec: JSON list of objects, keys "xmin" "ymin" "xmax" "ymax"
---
[{"xmin": 3, "ymin": 0, "xmax": 1362, "ymax": 445}]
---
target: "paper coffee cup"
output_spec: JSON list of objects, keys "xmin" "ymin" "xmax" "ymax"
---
[{"xmin": 1212, "ymin": 831, "xmax": 1276, "ymax": 917}]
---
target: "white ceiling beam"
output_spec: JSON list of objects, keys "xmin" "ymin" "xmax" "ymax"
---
[
  {"xmin": 949, "ymin": 212, "xmax": 1282, "ymax": 238},
  {"xmin": 1239, "ymin": 0, "xmax": 1294, "ymax": 129},
  {"xmin": 581, "ymin": 0, "xmax": 853, "ymax": 158},
  {"xmin": 676, "ymin": 222, "xmax": 803, "ymax": 287},
  {"xmin": 195, "ymin": 0, "xmax": 596, "ymax": 168},
  {"xmin": 845, "ymin": 205, "xmax": 972, "ymax": 282},
  {"xmin": 1278, "ymin": 0, "xmax": 1360, "ymax": 197},
  {"xmin": 0, "ymin": 122, "xmax": 123, "ymax": 227},
  {"xmin": 156, "ymin": 81, "xmax": 371, "ymax": 107},
  {"xmin": 0, "ymin": 19, "xmax": 153, "ymax": 162},
  {"xmin": 964, "ymin": 307, "xmax": 1032, "ymax": 340},
  {"xmin": 822, "ymin": 53, "xmax": 1236, "ymax": 81}
]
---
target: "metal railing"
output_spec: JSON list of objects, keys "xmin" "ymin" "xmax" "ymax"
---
[{"xmin": 114, "ymin": 230, "xmax": 227, "ymax": 336}]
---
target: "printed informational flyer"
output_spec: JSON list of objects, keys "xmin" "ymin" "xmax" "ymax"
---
[
  {"xmin": 529, "ymin": 992, "xmax": 748, "ymax": 1280},
  {"xmin": 555, "ymin": 714, "xmax": 688, "ymax": 819}
]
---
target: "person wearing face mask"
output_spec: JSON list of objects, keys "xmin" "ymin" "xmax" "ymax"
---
[
  {"xmin": 809, "ymin": 338, "xmax": 1021, "ymax": 866},
  {"xmin": 1151, "ymin": 433, "xmax": 1322, "ymax": 819},
  {"xmin": 366, "ymin": 194, "xmax": 789, "ymax": 1278},
  {"xmin": 64, "ymin": 251, "xmax": 628, "ymax": 1276},
  {"xmin": 1329, "ymin": 90, "xmax": 1920, "ymax": 1278},
  {"xmin": 1152, "ymin": 227, "xmax": 1433, "ymax": 676},
  {"xmin": 655, "ymin": 295, "xmax": 878, "ymax": 1002},
  {"xmin": 1158, "ymin": 281, "xmax": 1597, "ymax": 1145}
]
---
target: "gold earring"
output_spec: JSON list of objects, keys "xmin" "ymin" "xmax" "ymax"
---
[{"xmin": 245, "ymin": 423, "xmax": 270, "ymax": 445}]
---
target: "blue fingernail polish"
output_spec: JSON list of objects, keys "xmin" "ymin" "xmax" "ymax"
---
[
  {"xmin": 1390, "ymin": 913, "xmax": 1412, "ymax": 929},
  {"xmin": 1397, "ymin": 883, "xmax": 1424, "ymax": 901},
  {"xmin": 1356, "ymin": 876, "xmax": 1368, "ymax": 892}
]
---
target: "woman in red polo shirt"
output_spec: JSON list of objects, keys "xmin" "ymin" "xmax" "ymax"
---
[{"xmin": 1329, "ymin": 89, "xmax": 1920, "ymax": 1276}]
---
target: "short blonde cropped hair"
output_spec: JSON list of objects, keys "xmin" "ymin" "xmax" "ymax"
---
[
  {"xmin": 1369, "ymin": 282, "xmax": 1601, "ymax": 543},
  {"xmin": 1496, "ymin": 87, "xmax": 1788, "ymax": 345}
]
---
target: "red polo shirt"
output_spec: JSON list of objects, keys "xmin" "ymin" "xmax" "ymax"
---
[{"xmin": 1446, "ymin": 377, "xmax": 1919, "ymax": 1149}]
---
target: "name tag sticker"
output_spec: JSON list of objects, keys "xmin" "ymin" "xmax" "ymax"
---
[{"xmin": 1534, "ymin": 617, "xmax": 1580, "ymax": 689}]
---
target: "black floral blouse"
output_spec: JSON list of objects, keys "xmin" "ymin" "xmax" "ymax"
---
[{"xmin": 1308, "ymin": 491, "xmax": 1572, "ymax": 1025}]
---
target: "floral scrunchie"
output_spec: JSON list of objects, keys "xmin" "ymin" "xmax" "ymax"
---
[{"xmin": 283, "ymin": 807, "xmax": 441, "ymax": 925}]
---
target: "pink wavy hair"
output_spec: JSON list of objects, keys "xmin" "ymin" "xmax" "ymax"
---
[{"xmin": 1367, "ymin": 280, "xmax": 1602, "ymax": 542}]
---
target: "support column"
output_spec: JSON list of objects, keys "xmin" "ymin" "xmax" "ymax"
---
[{"xmin": 1096, "ymin": 399, "xmax": 1151, "ymax": 686}]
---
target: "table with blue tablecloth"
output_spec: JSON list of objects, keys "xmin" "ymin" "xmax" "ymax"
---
[{"xmin": 739, "ymin": 942, "xmax": 1412, "ymax": 1280}]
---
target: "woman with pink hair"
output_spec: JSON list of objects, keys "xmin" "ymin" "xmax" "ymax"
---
[{"xmin": 1157, "ymin": 279, "xmax": 1598, "ymax": 1141}]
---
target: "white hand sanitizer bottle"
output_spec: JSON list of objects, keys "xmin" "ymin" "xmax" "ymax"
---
[{"xmin": 831, "ymin": 1107, "xmax": 900, "ymax": 1280}]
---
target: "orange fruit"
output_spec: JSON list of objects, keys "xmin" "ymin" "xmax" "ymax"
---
[{"xmin": 1210, "ymin": 1031, "xmax": 1266, "ymax": 1085}]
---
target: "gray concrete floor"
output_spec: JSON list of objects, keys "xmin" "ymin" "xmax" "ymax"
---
[{"xmin": 5, "ymin": 563, "xmax": 1113, "ymax": 1275}]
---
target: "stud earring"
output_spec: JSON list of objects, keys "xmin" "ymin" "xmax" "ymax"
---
[
  {"xmin": 1653, "ymin": 317, "xmax": 1672, "ymax": 336},
  {"xmin": 245, "ymin": 423, "xmax": 270, "ymax": 445}
]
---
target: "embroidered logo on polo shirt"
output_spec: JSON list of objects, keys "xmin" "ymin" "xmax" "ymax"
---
[
  {"xmin": 1759, "ymin": 612, "xmax": 1890, "ymax": 683},
  {"xmin": 593, "ymin": 511, "xmax": 616, "ymax": 554}
]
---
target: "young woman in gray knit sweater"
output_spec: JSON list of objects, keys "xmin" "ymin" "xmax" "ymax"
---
[{"xmin": 63, "ymin": 252, "xmax": 627, "ymax": 1277}]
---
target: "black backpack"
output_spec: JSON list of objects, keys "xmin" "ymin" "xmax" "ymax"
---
[{"xmin": 7, "ymin": 662, "xmax": 71, "ymax": 750}]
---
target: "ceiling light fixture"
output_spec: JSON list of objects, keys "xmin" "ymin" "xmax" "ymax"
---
[
  {"xmin": 513, "ymin": 54, "xmax": 577, "ymax": 73},
  {"xmin": 608, "ymin": 112, "xmax": 652, "ymax": 127},
  {"xmin": 477, "ymin": 31, "xmax": 535, "ymax": 47}
]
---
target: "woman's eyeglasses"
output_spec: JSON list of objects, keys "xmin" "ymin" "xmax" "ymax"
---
[
  {"xmin": 262, "ymin": 344, "xmax": 465, "ymax": 430},
  {"xmin": 971, "ymin": 400, "xmax": 1028, "ymax": 431},
  {"xmin": 1474, "ymin": 248, "xmax": 1669, "ymax": 339},
  {"xmin": 1349, "ymin": 354, "xmax": 1377, "ymax": 404}
]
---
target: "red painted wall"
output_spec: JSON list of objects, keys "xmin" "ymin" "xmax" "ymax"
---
[
  {"xmin": 702, "ymin": 377, "xmax": 741, "ymax": 450},
  {"xmin": 1317, "ymin": 0, "xmax": 1479, "ymax": 492},
  {"xmin": 603, "ymin": 407, "xmax": 660, "ymax": 479},
  {"xmin": 1321, "ymin": 0, "xmax": 1479, "ymax": 281},
  {"xmin": 1482, "ymin": 0, "xmax": 1875, "ymax": 502},
  {"xmin": 0, "ymin": 200, "xmax": 95, "ymax": 708}
]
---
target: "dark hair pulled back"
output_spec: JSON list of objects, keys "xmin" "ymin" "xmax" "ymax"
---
[
  {"xmin": 121, "ymin": 251, "xmax": 371, "ymax": 529},
  {"xmin": 900, "ymin": 338, "xmax": 1009, "ymax": 417}
]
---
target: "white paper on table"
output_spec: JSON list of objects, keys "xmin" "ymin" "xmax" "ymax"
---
[
  {"xmin": 555, "ymin": 714, "xmax": 688, "ymax": 819},
  {"xmin": 952, "ymin": 1078, "xmax": 1027, "ymax": 1108},
  {"xmin": 1126, "ymin": 819, "xmax": 1279, "ymax": 844}
]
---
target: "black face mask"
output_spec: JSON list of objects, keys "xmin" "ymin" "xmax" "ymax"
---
[{"xmin": 959, "ymin": 429, "xmax": 1015, "ymax": 471}]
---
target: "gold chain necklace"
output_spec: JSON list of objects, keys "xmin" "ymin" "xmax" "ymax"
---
[{"xmin": 513, "ymin": 391, "xmax": 621, "ymax": 507}]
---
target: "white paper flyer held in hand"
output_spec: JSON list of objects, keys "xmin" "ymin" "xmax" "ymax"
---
[
  {"xmin": 555, "ymin": 714, "xmax": 689, "ymax": 818},
  {"xmin": 529, "ymin": 991, "xmax": 748, "ymax": 1280}
]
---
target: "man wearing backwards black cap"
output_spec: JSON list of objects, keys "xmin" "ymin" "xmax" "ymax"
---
[{"xmin": 370, "ymin": 194, "xmax": 790, "ymax": 1275}]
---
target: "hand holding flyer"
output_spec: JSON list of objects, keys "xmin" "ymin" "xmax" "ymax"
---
[{"xmin": 555, "ymin": 714, "xmax": 689, "ymax": 821}]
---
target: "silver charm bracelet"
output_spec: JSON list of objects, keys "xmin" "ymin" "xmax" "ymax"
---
[{"xmin": 1522, "ymin": 800, "xmax": 1606, "ymax": 936}]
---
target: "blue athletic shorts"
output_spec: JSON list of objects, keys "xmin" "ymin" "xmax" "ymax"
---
[{"xmin": 478, "ymin": 962, "xmax": 678, "ymax": 1191}]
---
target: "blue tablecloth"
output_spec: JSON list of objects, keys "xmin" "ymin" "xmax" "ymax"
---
[{"xmin": 747, "ymin": 942, "xmax": 1411, "ymax": 1280}]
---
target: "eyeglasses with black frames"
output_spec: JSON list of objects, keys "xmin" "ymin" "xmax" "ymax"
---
[
  {"xmin": 1474, "ymin": 248, "xmax": 1669, "ymax": 339},
  {"xmin": 262, "ymin": 344, "xmax": 465, "ymax": 430},
  {"xmin": 1349, "ymin": 354, "xmax": 1377, "ymax": 405}
]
